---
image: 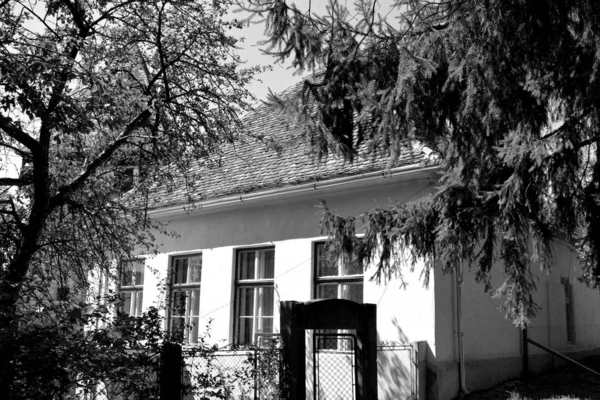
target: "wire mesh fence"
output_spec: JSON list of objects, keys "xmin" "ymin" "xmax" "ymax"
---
[
  {"xmin": 175, "ymin": 337, "xmax": 417, "ymax": 400},
  {"xmin": 377, "ymin": 343, "xmax": 415, "ymax": 400},
  {"xmin": 182, "ymin": 345, "xmax": 282, "ymax": 400},
  {"xmin": 311, "ymin": 335, "xmax": 416, "ymax": 400},
  {"xmin": 314, "ymin": 333, "xmax": 357, "ymax": 400}
]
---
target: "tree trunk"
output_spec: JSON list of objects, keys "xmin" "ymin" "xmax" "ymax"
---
[{"xmin": 0, "ymin": 152, "xmax": 51, "ymax": 398}]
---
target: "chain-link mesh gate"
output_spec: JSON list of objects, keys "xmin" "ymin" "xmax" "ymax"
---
[{"xmin": 313, "ymin": 333, "xmax": 357, "ymax": 400}]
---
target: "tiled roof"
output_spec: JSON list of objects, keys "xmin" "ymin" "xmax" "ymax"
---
[{"xmin": 146, "ymin": 87, "xmax": 428, "ymax": 210}]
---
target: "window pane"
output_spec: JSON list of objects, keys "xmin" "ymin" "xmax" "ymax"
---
[
  {"xmin": 189, "ymin": 316, "xmax": 199, "ymax": 344},
  {"xmin": 188, "ymin": 256, "xmax": 202, "ymax": 283},
  {"xmin": 121, "ymin": 260, "xmax": 145, "ymax": 286},
  {"xmin": 238, "ymin": 251, "xmax": 255, "ymax": 280},
  {"xmin": 238, "ymin": 287, "xmax": 255, "ymax": 317},
  {"xmin": 135, "ymin": 291, "xmax": 144, "ymax": 316},
  {"xmin": 342, "ymin": 283, "xmax": 363, "ymax": 303},
  {"xmin": 121, "ymin": 262, "xmax": 133, "ymax": 286},
  {"xmin": 317, "ymin": 284, "xmax": 339, "ymax": 299},
  {"xmin": 258, "ymin": 249, "xmax": 275, "ymax": 279},
  {"xmin": 174, "ymin": 258, "xmax": 188, "ymax": 284},
  {"xmin": 316, "ymin": 243, "xmax": 362, "ymax": 277},
  {"xmin": 316, "ymin": 283, "xmax": 363, "ymax": 302},
  {"xmin": 317, "ymin": 244, "xmax": 338, "ymax": 277},
  {"xmin": 134, "ymin": 261, "xmax": 145, "ymax": 285},
  {"xmin": 190, "ymin": 289, "xmax": 200, "ymax": 316},
  {"xmin": 238, "ymin": 317, "xmax": 253, "ymax": 345},
  {"xmin": 172, "ymin": 318, "xmax": 185, "ymax": 342},
  {"xmin": 172, "ymin": 291, "xmax": 187, "ymax": 316},
  {"xmin": 342, "ymin": 255, "xmax": 362, "ymax": 276},
  {"xmin": 122, "ymin": 292, "xmax": 132, "ymax": 314},
  {"xmin": 257, "ymin": 317, "xmax": 273, "ymax": 335},
  {"xmin": 258, "ymin": 287, "xmax": 274, "ymax": 317},
  {"xmin": 171, "ymin": 292, "xmax": 199, "ymax": 344}
]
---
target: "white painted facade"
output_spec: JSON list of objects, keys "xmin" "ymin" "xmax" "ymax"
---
[{"xmin": 132, "ymin": 166, "xmax": 600, "ymax": 399}]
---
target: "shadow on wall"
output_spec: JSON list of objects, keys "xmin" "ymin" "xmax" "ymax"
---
[
  {"xmin": 376, "ymin": 317, "xmax": 422, "ymax": 400},
  {"xmin": 377, "ymin": 345, "xmax": 413, "ymax": 400},
  {"xmin": 389, "ymin": 317, "xmax": 410, "ymax": 344}
]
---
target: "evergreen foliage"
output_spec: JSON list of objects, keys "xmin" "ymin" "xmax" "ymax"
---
[{"xmin": 244, "ymin": 0, "xmax": 600, "ymax": 326}]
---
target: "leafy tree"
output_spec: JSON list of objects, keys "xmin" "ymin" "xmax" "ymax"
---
[
  {"xmin": 5, "ymin": 293, "xmax": 234, "ymax": 400},
  {"xmin": 6, "ymin": 301, "xmax": 166, "ymax": 400},
  {"xmin": 244, "ymin": 0, "xmax": 600, "ymax": 326},
  {"xmin": 0, "ymin": 0, "xmax": 256, "ymax": 395}
]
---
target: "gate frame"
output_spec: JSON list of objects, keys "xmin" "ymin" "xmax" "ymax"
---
[{"xmin": 280, "ymin": 299, "xmax": 377, "ymax": 400}]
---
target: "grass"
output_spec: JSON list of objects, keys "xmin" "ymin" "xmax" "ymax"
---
[
  {"xmin": 462, "ymin": 356, "xmax": 600, "ymax": 400},
  {"xmin": 507, "ymin": 395, "xmax": 591, "ymax": 400}
]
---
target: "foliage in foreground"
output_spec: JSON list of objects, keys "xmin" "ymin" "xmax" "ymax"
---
[
  {"xmin": 3, "ymin": 275, "xmax": 285, "ymax": 400},
  {"xmin": 507, "ymin": 393, "xmax": 590, "ymax": 400},
  {"xmin": 3, "ymin": 300, "xmax": 280, "ymax": 400},
  {"xmin": 3, "ymin": 303, "xmax": 164, "ymax": 400},
  {"xmin": 0, "ymin": 0, "xmax": 257, "ymax": 395},
  {"xmin": 245, "ymin": 0, "xmax": 600, "ymax": 326}
]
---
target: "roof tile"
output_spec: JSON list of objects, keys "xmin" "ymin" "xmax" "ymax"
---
[{"xmin": 147, "ymin": 87, "xmax": 427, "ymax": 210}]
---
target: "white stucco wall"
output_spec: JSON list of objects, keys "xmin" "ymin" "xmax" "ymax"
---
[
  {"xmin": 431, "ymin": 239, "xmax": 600, "ymax": 400},
  {"xmin": 138, "ymin": 178, "xmax": 438, "ymax": 350},
  {"xmin": 134, "ymin": 174, "xmax": 600, "ymax": 400}
]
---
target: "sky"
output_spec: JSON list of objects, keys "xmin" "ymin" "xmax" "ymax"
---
[
  {"xmin": 232, "ymin": 0, "xmax": 398, "ymax": 102},
  {"xmin": 1, "ymin": 1, "xmax": 400, "ymax": 178}
]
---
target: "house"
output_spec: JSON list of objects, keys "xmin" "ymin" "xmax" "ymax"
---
[{"xmin": 125, "ymin": 89, "xmax": 600, "ymax": 400}]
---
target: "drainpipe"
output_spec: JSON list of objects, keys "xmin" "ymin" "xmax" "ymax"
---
[{"xmin": 455, "ymin": 263, "xmax": 469, "ymax": 397}]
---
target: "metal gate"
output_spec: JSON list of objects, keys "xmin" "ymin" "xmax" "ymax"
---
[{"xmin": 313, "ymin": 333, "xmax": 357, "ymax": 400}]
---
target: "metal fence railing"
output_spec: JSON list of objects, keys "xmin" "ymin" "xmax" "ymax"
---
[
  {"xmin": 377, "ymin": 343, "xmax": 416, "ymax": 400},
  {"xmin": 527, "ymin": 324, "xmax": 600, "ymax": 353},
  {"xmin": 182, "ymin": 346, "xmax": 282, "ymax": 400},
  {"xmin": 164, "ymin": 338, "xmax": 418, "ymax": 400}
]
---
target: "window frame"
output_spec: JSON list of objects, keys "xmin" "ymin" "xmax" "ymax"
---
[
  {"xmin": 118, "ymin": 258, "xmax": 145, "ymax": 317},
  {"xmin": 313, "ymin": 241, "xmax": 364, "ymax": 350},
  {"xmin": 561, "ymin": 276, "xmax": 576, "ymax": 345},
  {"xmin": 233, "ymin": 246, "xmax": 276, "ymax": 346},
  {"xmin": 168, "ymin": 253, "xmax": 203, "ymax": 344},
  {"xmin": 313, "ymin": 241, "xmax": 363, "ymax": 302},
  {"xmin": 116, "ymin": 165, "xmax": 140, "ymax": 193}
]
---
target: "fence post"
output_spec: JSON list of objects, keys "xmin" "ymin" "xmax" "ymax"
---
[
  {"xmin": 254, "ymin": 348, "xmax": 259, "ymax": 400},
  {"xmin": 415, "ymin": 341, "xmax": 427, "ymax": 400},
  {"xmin": 160, "ymin": 342, "xmax": 183, "ymax": 400}
]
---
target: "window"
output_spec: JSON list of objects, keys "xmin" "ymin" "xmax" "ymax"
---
[
  {"xmin": 561, "ymin": 277, "xmax": 576, "ymax": 344},
  {"xmin": 169, "ymin": 254, "xmax": 202, "ymax": 344},
  {"xmin": 234, "ymin": 247, "xmax": 275, "ymax": 345},
  {"xmin": 116, "ymin": 165, "xmax": 139, "ymax": 193},
  {"xmin": 119, "ymin": 259, "xmax": 145, "ymax": 317},
  {"xmin": 314, "ymin": 242, "xmax": 363, "ymax": 302},
  {"xmin": 313, "ymin": 242, "xmax": 363, "ymax": 349}
]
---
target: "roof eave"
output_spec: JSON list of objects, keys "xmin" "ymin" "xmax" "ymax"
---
[{"xmin": 148, "ymin": 162, "xmax": 440, "ymax": 219}]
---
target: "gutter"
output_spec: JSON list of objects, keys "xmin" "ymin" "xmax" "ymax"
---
[{"xmin": 148, "ymin": 163, "xmax": 440, "ymax": 219}]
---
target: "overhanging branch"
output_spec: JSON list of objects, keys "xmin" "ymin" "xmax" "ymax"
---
[
  {"xmin": 0, "ymin": 178, "xmax": 31, "ymax": 187},
  {"xmin": 574, "ymin": 135, "xmax": 600, "ymax": 150},
  {"xmin": 0, "ymin": 115, "xmax": 40, "ymax": 154},
  {"xmin": 50, "ymin": 109, "xmax": 152, "ymax": 208}
]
